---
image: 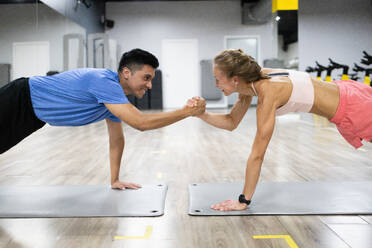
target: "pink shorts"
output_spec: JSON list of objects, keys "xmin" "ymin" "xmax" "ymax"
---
[{"xmin": 330, "ymin": 80, "xmax": 372, "ymax": 149}]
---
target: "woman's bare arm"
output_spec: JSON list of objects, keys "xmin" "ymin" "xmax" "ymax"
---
[
  {"xmin": 197, "ymin": 94, "xmax": 252, "ymax": 131},
  {"xmin": 211, "ymin": 93, "xmax": 276, "ymax": 211},
  {"xmin": 242, "ymin": 96, "xmax": 276, "ymax": 200}
]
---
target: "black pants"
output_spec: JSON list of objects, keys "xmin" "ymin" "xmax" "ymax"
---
[{"xmin": 0, "ymin": 78, "xmax": 45, "ymax": 154}]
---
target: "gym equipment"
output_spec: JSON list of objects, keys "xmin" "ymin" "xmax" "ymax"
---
[
  {"xmin": 315, "ymin": 61, "xmax": 334, "ymax": 82},
  {"xmin": 201, "ymin": 60, "xmax": 223, "ymax": 101},
  {"xmin": 0, "ymin": 184, "xmax": 168, "ymax": 217},
  {"xmin": 358, "ymin": 50, "xmax": 372, "ymax": 85},
  {"xmin": 361, "ymin": 50, "xmax": 372, "ymax": 66},
  {"xmin": 349, "ymin": 73, "xmax": 360, "ymax": 81},
  {"xmin": 305, "ymin": 65, "xmax": 323, "ymax": 80},
  {"xmin": 328, "ymin": 58, "xmax": 349, "ymax": 80},
  {"xmin": 353, "ymin": 63, "xmax": 372, "ymax": 86},
  {"xmin": 188, "ymin": 181, "xmax": 372, "ymax": 216},
  {"xmin": 0, "ymin": 64, "xmax": 10, "ymax": 87}
]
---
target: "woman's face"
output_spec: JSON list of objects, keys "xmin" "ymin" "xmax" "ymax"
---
[{"xmin": 213, "ymin": 66, "xmax": 237, "ymax": 96}]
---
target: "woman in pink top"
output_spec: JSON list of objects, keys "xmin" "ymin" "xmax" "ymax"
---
[{"xmin": 193, "ymin": 49, "xmax": 372, "ymax": 211}]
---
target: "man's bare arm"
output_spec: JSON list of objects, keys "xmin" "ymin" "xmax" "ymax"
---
[
  {"xmin": 106, "ymin": 118, "xmax": 141, "ymax": 189},
  {"xmin": 104, "ymin": 100, "xmax": 205, "ymax": 131}
]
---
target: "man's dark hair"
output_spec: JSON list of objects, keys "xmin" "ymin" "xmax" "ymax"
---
[
  {"xmin": 118, "ymin": 48, "xmax": 159, "ymax": 73},
  {"xmin": 46, "ymin": 70, "xmax": 59, "ymax": 76}
]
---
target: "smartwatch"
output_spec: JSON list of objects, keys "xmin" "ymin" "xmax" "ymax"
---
[{"xmin": 238, "ymin": 194, "xmax": 251, "ymax": 206}]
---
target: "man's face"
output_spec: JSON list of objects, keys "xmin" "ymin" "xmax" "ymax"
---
[{"xmin": 125, "ymin": 65, "xmax": 155, "ymax": 98}]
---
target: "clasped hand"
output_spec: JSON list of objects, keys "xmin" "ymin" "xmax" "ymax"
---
[{"xmin": 185, "ymin": 96, "xmax": 206, "ymax": 116}]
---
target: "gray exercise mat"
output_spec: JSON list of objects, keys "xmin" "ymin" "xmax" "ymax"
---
[
  {"xmin": 0, "ymin": 184, "xmax": 167, "ymax": 218},
  {"xmin": 188, "ymin": 181, "xmax": 372, "ymax": 215}
]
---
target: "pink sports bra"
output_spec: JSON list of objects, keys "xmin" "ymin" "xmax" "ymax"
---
[{"xmin": 251, "ymin": 70, "xmax": 314, "ymax": 116}]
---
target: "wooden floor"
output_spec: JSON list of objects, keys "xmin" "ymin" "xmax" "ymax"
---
[{"xmin": 1, "ymin": 107, "xmax": 372, "ymax": 248}]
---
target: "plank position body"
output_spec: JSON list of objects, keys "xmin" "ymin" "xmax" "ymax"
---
[
  {"xmin": 195, "ymin": 49, "xmax": 372, "ymax": 211},
  {"xmin": 0, "ymin": 48, "xmax": 205, "ymax": 189}
]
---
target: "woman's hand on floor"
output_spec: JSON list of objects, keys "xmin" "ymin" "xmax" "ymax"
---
[
  {"xmin": 211, "ymin": 200, "xmax": 247, "ymax": 211},
  {"xmin": 111, "ymin": 180, "xmax": 142, "ymax": 190}
]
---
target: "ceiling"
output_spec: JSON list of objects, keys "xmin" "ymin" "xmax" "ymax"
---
[
  {"xmin": 0, "ymin": 0, "xmax": 298, "ymax": 48},
  {"xmin": 0, "ymin": 0, "xmax": 235, "ymax": 2}
]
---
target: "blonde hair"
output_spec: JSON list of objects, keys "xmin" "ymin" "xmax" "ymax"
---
[{"xmin": 213, "ymin": 49, "xmax": 270, "ymax": 83}]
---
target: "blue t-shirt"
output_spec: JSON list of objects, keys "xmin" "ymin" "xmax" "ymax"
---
[{"xmin": 29, "ymin": 68, "xmax": 129, "ymax": 126}]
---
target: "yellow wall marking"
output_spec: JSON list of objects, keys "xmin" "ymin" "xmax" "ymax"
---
[
  {"xmin": 114, "ymin": 226, "xmax": 153, "ymax": 240},
  {"xmin": 157, "ymin": 172, "xmax": 163, "ymax": 179},
  {"xmin": 253, "ymin": 235, "xmax": 299, "ymax": 248},
  {"xmin": 272, "ymin": 0, "xmax": 298, "ymax": 13}
]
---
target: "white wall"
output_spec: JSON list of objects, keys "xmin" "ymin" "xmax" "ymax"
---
[
  {"xmin": 0, "ymin": 4, "xmax": 86, "ymax": 75},
  {"xmin": 298, "ymin": 0, "xmax": 372, "ymax": 79},
  {"xmin": 106, "ymin": 0, "xmax": 278, "ymax": 69}
]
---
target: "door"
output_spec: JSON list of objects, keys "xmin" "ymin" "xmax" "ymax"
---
[
  {"xmin": 12, "ymin": 41, "xmax": 50, "ymax": 79},
  {"xmin": 88, "ymin": 33, "xmax": 109, "ymax": 69},
  {"xmin": 225, "ymin": 36, "xmax": 260, "ymax": 105},
  {"xmin": 161, "ymin": 39, "xmax": 199, "ymax": 109},
  {"xmin": 63, "ymin": 33, "xmax": 85, "ymax": 71}
]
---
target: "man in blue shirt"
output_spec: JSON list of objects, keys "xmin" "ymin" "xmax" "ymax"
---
[{"xmin": 0, "ymin": 48, "xmax": 205, "ymax": 190}]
